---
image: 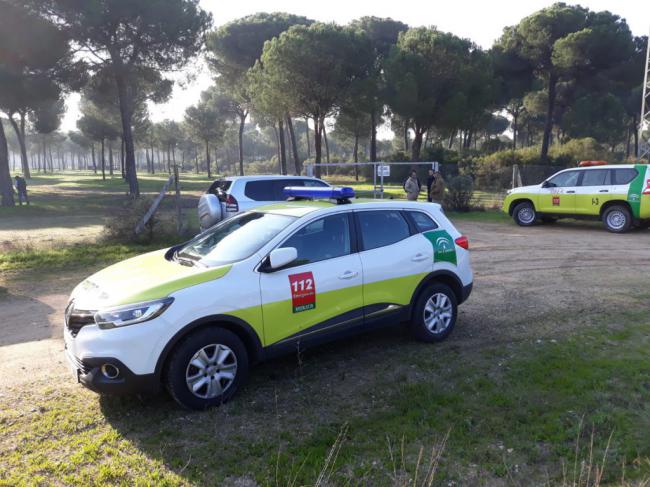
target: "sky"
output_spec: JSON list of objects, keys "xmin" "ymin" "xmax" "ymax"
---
[{"xmin": 60, "ymin": 0, "xmax": 650, "ymax": 132}]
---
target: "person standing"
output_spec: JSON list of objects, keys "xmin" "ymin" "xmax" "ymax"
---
[
  {"xmin": 14, "ymin": 175, "xmax": 29, "ymax": 206},
  {"xmin": 429, "ymin": 171, "xmax": 445, "ymax": 204},
  {"xmin": 426, "ymin": 169, "xmax": 435, "ymax": 202},
  {"xmin": 404, "ymin": 170, "xmax": 421, "ymax": 201}
]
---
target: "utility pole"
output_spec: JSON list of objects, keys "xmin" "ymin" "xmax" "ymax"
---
[{"xmin": 640, "ymin": 29, "xmax": 650, "ymax": 160}]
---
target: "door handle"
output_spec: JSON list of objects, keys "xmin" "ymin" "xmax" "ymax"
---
[
  {"xmin": 566, "ymin": 190, "xmax": 575, "ymax": 194},
  {"xmin": 411, "ymin": 253, "xmax": 428, "ymax": 262},
  {"xmin": 338, "ymin": 270, "xmax": 358, "ymax": 280},
  {"xmin": 599, "ymin": 190, "xmax": 609, "ymax": 193}
]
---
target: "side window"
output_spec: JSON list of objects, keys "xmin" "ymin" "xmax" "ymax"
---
[
  {"xmin": 612, "ymin": 168, "xmax": 638, "ymax": 185},
  {"xmin": 357, "ymin": 210, "xmax": 411, "ymax": 251},
  {"xmin": 407, "ymin": 211, "xmax": 438, "ymax": 232},
  {"xmin": 244, "ymin": 181, "xmax": 275, "ymax": 201},
  {"xmin": 281, "ymin": 214, "xmax": 351, "ymax": 266},
  {"xmin": 302, "ymin": 179, "xmax": 329, "ymax": 188},
  {"xmin": 548, "ymin": 171, "xmax": 580, "ymax": 187},
  {"xmin": 273, "ymin": 179, "xmax": 303, "ymax": 200},
  {"xmin": 580, "ymin": 169, "xmax": 609, "ymax": 187}
]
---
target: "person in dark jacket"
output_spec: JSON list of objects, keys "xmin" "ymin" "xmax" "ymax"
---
[
  {"xmin": 426, "ymin": 169, "xmax": 435, "ymax": 202},
  {"xmin": 14, "ymin": 175, "xmax": 29, "ymax": 205}
]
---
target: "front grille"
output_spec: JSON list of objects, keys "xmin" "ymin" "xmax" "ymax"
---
[
  {"xmin": 68, "ymin": 352, "xmax": 91, "ymax": 374},
  {"xmin": 65, "ymin": 303, "xmax": 96, "ymax": 338}
]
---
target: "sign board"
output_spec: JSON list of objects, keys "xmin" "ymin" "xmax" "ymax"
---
[
  {"xmin": 377, "ymin": 165, "xmax": 390, "ymax": 177},
  {"xmin": 431, "ymin": 161, "xmax": 440, "ymax": 172}
]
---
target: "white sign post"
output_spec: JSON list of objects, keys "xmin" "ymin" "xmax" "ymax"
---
[
  {"xmin": 431, "ymin": 161, "xmax": 440, "ymax": 172},
  {"xmin": 377, "ymin": 165, "xmax": 390, "ymax": 177}
]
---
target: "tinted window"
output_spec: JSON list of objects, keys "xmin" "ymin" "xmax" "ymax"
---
[
  {"xmin": 178, "ymin": 212, "xmax": 295, "ymax": 265},
  {"xmin": 302, "ymin": 179, "xmax": 329, "ymax": 188},
  {"xmin": 281, "ymin": 214, "xmax": 351, "ymax": 266},
  {"xmin": 358, "ymin": 210, "xmax": 410, "ymax": 251},
  {"xmin": 612, "ymin": 168, "xmax": 638, "ymax": 185},
  {"xmin": 245, "ymin": 181, "xmax": 275, "ymax": 201},
  {"xmin": 580, "ymin": 169, "xmax": 610, "ymax": 186},
  {"xmin": 407, "ymin": 211, "xmax": 438, "ymax": 232},
  {"xmin": 548, "ymin": 171, "xmax": 580, "ymax": 187}
]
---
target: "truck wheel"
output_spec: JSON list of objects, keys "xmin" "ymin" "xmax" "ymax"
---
[
  {"xmin": 512, "ymin": 202, "xmax": 537, "ymax": 226},
  {"xmin": 165, "ymin": 328, "xmax": 248, "ymax": 410},
  {"xmin": 410, "ymin": 283, "xmax": 457, "ymax": 343},
  {"xmin": 602, "ymin": 205, "xmax": 632, "ymax": 233}
]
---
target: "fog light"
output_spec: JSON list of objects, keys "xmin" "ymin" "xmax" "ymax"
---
[{"xmin": 100, "ymin": 363, "xmax": 120, "ymax": 379}]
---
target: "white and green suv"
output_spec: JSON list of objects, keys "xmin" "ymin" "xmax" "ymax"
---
[{"xmin": 64, "ymin": 188, "xmax": 473, "ymax": 409}]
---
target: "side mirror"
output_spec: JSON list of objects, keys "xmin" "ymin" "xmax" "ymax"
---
[
  {"xmin": 541, "ymin": 181, "xmax": 551, "ymax": 188},
  {"xmin": 267, "ymin": 247, "xmax": 297, "ymax": 270}
]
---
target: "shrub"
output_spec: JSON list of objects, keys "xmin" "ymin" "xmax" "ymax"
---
[
  {"xmin": 443, "ymin": 175, "xmax": 474, "ymax": 212},
  {"xmin": 104, "ymin": 198, "xmax": 163, "ymax": 244}
]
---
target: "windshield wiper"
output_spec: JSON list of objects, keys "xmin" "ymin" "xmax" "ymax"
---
[{"xmin": 173, "ymin": 250, "xmax": 196, "ymax": 267}]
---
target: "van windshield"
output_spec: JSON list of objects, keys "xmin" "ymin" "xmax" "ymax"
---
[{"xmin": 177, "ymin": 212, "xmax": 296, "ymax": 266}]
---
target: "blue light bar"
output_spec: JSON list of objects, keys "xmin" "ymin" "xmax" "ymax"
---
[{"xmin": 283, "ymin": 186, "xmax": 355, "ymax": 201}]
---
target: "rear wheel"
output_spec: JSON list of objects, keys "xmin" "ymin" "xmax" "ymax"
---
[
  {"xmin": 410, "ymin": 283, "xmax": 458, "ymax": 343},
  {"xmin": 602, "ymin": 205, "xmax": 632, "ymax": 233},
  {"xmin": 512, "ymin": 202, "xmax": 537, "ymax": 226},
  {"xmin": 165, "ymin": 328, "xmax": 249, "ymax": 410}
]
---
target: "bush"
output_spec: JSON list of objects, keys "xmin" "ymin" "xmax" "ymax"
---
[
  {"xmin": 443, "ymin": 175, "xmax": 474, "ymax": 212},
  {"xmin": 104, "ymin": 198, "xmax": 164, "ymax": 244}
]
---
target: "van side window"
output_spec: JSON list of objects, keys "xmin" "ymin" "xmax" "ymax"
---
[
  {"xmin": 547, "ymin": 171, "xmax": 580, "ymax": 187},
  {"xmin": 612, "ymin": 169, "xmax": 638, "ymax": 185},
  {"xmin": 357, "ymin": 211, "xmax": 411, "ymax": 251},
  {"xmin": 244, "ymin": 181, "xmax": 275, "ymax": 201}
]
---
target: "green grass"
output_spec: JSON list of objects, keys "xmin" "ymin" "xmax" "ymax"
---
[
  {"xmin": 0, "ymin": 240, "xmax": 181, "ymax": 273},
  {"xmin": 1, "ymin": 312, "xmax": 648, "ymax": 485}
]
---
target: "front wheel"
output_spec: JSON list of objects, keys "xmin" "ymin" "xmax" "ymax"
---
[
  {"xmin": 165, "ymin": 328, "xmax": 249, "ymax": 410},
  {"xmin": 602, "ymin": 205, "xmax": 632, "ymax": 233},
  {"xmin": 410, "ymin": 283, "xmax": 458, "ymax": 343},
  {"xmin": 512, "ymin": 202, "xmax": 537, "ymax": 226}
]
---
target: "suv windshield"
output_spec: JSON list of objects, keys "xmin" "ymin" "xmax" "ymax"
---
[{"xmin": 178, "ymin": 212, "xmax": 296, "ymax": 265}]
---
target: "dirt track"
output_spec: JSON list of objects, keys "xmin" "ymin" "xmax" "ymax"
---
[{"xmin": 1, "ymin": 219, "xmax": 648, "ymax": 390}]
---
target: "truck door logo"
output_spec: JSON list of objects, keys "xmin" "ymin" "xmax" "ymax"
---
[
  {"xmin": 289, "ymin": 272, "xmax": 316, "ymax": 313},
  {"xmin": 552, "ymin": 196, "xmax": 560, "ymax": 206}
]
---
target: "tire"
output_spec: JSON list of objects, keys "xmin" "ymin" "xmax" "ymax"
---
[
  {"xmin": 410, "ymin": 283, "xmax": 458, "ymax": 343},
  {"xmin": 512, "ymin": 202, "xmax": 537, "ymax": 226},
  {"xmin": 602, "ymin": 205, "xmax": 632, "ymax": 233},
  {"xmin": 165, "ymin": 327, "xmax": 249, "ymax": 410}
]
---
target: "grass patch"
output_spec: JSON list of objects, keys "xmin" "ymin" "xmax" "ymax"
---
[
  {"xmin": 0, "ymin": 240, "xmax": 181, "ymax": 273},
  {"xmin": 446, "ymin": 209, "xmax": 511, "ymax": 224},
  {"xmin": 1, "ymin": 313, "xmax": 648, "ymax": 485}
]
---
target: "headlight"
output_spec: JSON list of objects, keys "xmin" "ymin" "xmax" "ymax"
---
[{"xmin": 94, "ymin": 298, "xmax": 174, "ymax": 329}]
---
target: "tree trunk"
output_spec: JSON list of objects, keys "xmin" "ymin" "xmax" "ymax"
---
[
  {"xmin": 370, "ymin": 108, "xmax": 377, "ymax": 162},
  {"xmin": 632, "ymin": 114, "xmax": 639, "ymax": 158},
  {"xmin": 109, "ymin": 141, "xmax": 114, "ymax": 176},
  {"xmin": 286, "ymin": 116, "xmax": 300, "ymax": 175},
  {"xmin": 412, "ymin": 127, "xmax": 425, "ymax": 161},
  {"xmin": 8, "ymin": 115, "xmax": 30, "ymax": 178},
  {"xmin": 626, "ymin": 125, "xmax": 631, "ymax": 159},
  {"xmin": 313, "ymin": 116, "xmax": 322, "ymax": 178},
  {"xmin": 353, "ymin": 133, "xmax": 359, "ymax": 182},
  {"xmin": 541, "ymin": 73, "xmax": 558, "ymax": 161},
  {"xmin": 403, "ymin": 122, "xmax": 409, "ymax": 152},
  {"xmin": 304, "ymin": 117, "xmax": 311, "ymax": 159},
  {"xmin": 238, "ymin": 111, "xmax": 246, "ymax": 176},
  {"xmin": 120, "ymin": 136, "xmax": 125, "ymax": 179},
  {"xmin": 113, "ymin": 67, "xmax": 139, "ymax": 196},
  {"xmin": 323, "ymin": 123, "xmax": 330, "ymax": 164},
  {"xmin": 100, "ymin": 139, "xmax": 106, "ymax": 180},
  {"xmin": 205, "ymin": 139, "xmax": 211, "ymax": 179},
  {"xmin": 0, "ymin": 121, "xmax": 14, "ymax": 206},
  {"xmin": 278, "ymin": 118, "xmax": 287, "ymax": 175}
]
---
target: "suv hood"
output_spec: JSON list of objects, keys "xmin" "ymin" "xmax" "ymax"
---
[
  {"xmin": 508, "ymin": 184, "xmax": 540, "ymax": 194},
  {"xmin": 70, "ymin": 249, "xmax": 231, "ymax": 310}
]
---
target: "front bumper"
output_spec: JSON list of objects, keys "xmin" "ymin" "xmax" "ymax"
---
[{"xmin": 65, "ymin": 345, "xmax": 160, "ymax": 395}]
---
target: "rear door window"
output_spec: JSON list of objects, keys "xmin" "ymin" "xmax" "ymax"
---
[
  {"xmin": 244, "ymin": 181, "xmax": 276, "ymax": 201},
  {"xmin": 357, "ymin": 210, "xmax": 411, "ymax": 251},
  {"xmin": 580, "ymin": 169, "xmax": 610, "ymax": 186},
  {"xmin": 612, "ymin": 168, "xmax": 638, "ymax": 185},
  {"xmin": 406, "ymin": 211, "xmax": 439, "ymax": 232}
]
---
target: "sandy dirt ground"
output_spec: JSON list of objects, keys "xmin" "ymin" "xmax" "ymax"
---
[{"xmin": 0, "ymin": 219, "xmax": 648, "ymax": 390}]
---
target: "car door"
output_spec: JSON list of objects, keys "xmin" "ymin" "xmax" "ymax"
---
[
  {"xmin": 354, "ymin": 209, "xmax": 434, "ymax": 323},
  {"xmin": 259, "ymin": 212, "xmax": 364, "ymax": 346},
  {"xmin": 538, "ymin": 170, "xmax": 580, "ymax": 214},
  {"xmin": 574, "ymin": 168, "xmax": 612, "ymax": 216}
]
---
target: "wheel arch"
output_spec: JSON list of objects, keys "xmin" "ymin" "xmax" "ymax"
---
[
  {"xmin": 154, "ymin": 315, "xmax": 264, "ymax": 381},
  {"xmin": 410, "ymin": 271, "xmax": 465, "ymax": 317},
  {"xmin": 599, "ymin": 199, "xmax": 632, "ymax": 218},
  {"xmin": 509, "ymin": 198, "xmax": 535, "ymax": 216}
]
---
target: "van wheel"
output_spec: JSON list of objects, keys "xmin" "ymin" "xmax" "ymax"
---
[
  {"xmin": 165, "ymin": 328, "xmax": 248, "ymax": 410},
  {"xmin": 410, "ymin": 283, "xmax": 457, "ymax": 343},
  {"xmin": 602, "ymin": 205, "xmax": 632, "ymax": 233},
  {"xmin": 513, "ymin": 202, "xmax": 537, "ymax": 226}
]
